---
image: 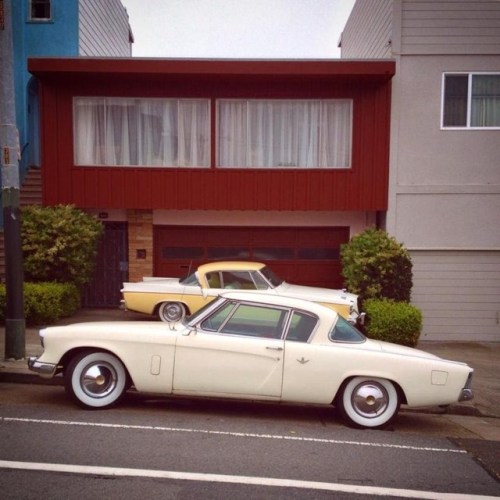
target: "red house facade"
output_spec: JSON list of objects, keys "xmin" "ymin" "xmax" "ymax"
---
[{"xmin": 29, "ymin": 58, "xmax": 395, "ymax": 306}]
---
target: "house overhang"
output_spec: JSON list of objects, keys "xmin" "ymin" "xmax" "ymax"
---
[{"xmin": 28, "ymin": 57, "xmax": 395, "ymax": 84}]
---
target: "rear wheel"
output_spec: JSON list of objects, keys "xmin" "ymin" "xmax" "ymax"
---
[
  {"xmin": 65, "ymin": 351, "xmax": 127, "ymax": 409},
  {"xmin": 337, "ymin": 376, "xmax": 400, "ymax": 429},
  {"xmin": 158, "ymin": 301, "xmax": 186, "ymax": 322}
]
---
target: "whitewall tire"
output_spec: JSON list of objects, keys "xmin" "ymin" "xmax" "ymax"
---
[
  {"xmin": 338, "ymin": 377, "xmax": 400, "ymax": 429},
  {"xmin": 65, "ymin": 351, "xmax": 127, "ymax": 409},
  {"xmin": 158, "ymin": 302, "xmax": 186, "ymax": 322}
]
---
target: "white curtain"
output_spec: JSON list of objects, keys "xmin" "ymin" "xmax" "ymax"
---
[
  {"xmin": 74, "ymin": 97, "xmax": 210, "ymax": 166},
  {"xmin": 218, "ymin": 99, "xmax": 352, "ymax": 168},
  {"xmin": 471, "ymin": 75, "xmax": 500, "ymax": 127}
]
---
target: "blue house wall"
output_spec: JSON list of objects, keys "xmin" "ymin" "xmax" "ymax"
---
[{"xmin": 11, "ymin": 0, "xmax": 79, "ymax": 179}]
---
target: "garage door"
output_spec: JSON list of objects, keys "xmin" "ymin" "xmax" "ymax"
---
[
  {"xmin": 154, "ymin": 226, "xmax": 350, "ymax": 289},
  {"xmin": 411, "ymin": 250, "xmax": 500, "ymax": 342}
]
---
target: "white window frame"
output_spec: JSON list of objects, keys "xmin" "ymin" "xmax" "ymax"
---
[
  {"xmin": 441, "ymin": 72, "xmax": 500, "ymax": 130},
  {"xmin": 216, "ymin": 98, "xmax": 353, "ymax": 169}
]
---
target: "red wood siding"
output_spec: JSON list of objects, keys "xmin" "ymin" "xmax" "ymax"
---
[{"xmin": 33, "ymin": 58, "xmax": 394, "ymax": 212}]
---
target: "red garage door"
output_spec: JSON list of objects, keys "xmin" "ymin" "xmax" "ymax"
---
[{"xmin": 154, "ymin": 226, "xmax": 349, "ymax": 289}]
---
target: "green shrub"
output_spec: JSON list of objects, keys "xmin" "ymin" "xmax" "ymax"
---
[
  {"xmin": 340, "ymin": 228, "xmax": 413, "ymax": 305},
  {"xmin": 0, "ymin": 282, "xmax": 80, "ymax": 325},
  {"xmin": 363, "ymin": 299, "xmax": 422, "ymax": 347},
  {"xmin": 22, "ymin": 205, "xmax": 103, "ymax": 287}
]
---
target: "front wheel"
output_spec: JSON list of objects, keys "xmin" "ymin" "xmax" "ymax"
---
[
  {"xmin": 337, "ymin": 377, "xmax": 400, "ymax": 429},
  {"xmin": 65, "ymin": 351, "xmax": 127, "ymax": 409},
  {"xmin": 158, "ymin": 301, "xmax": 186, "ymax": 322}
]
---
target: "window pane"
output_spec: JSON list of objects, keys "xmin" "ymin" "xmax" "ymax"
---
[
  {"xmin": 74, "ymin": 97, "xmax": 209, "ymax": 166},
  {"xmin": 297, "ymin": 248, "xmax": 339, "ymax": 260},
  {"xmin": 250, "ymin": 271, "xmax": 271, "ymax": 290},
  {"xmin": 329, "ymin": 316, "xmax": 365, "ymax": 343},
  {"xmin": 220, "ymin": 304, "xmax": 286, "ymax": 338},
  {"xmin": 286, "ymin": 311, "xmax": 317, "ymax": 342},
  {"xmin": 31, "ymin": 0, "xmax": 51, "ymax": 19},
  {"xmin": 221, "ymin": 271, "xmax": 256, "ymax": 289},
  {"xmin": 218, "ymin": 99, "xmax": 352, "ymax": 168},
  {"xmin": 471, "ymin": 75, "xmax": 500, "ymax": 127},
  {"xmin": 253, "ymin": 247, "xmax": 294, "ymax": 260},
  {"xmin": 201, "ymin": 302, "xmax": 235, "ymax": 331},
  {"xmin": 207, "ymin": 247, "xmax": 250, "ymax": 259},
  {"xmin": 443, "ymin": 75, "xmax": 468, "ymax": 127}
]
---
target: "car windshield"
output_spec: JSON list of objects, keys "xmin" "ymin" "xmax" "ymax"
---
[
  {"xmin": 329, "ymin": 315, "xmax": 366, "ymax": 343},
  {"xmin": 259, "ymin": 266, "xmax": 284, "ymax": 288},
  {"xmin": 179, "ymin": 272, "xmax": 200, "ymax": 286}
]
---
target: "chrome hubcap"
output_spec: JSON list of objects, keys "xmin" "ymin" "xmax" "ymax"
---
[
  {"xmin": 165, "ymin": 303, "xmax": 182, "ymax": 321},
  {"xmin": 351, "ymin": 382, "xmax": 389, "ymax": 418},
  {"xmin": 81, "ymin": 363, "xmax": 117, "ymax": 398}
]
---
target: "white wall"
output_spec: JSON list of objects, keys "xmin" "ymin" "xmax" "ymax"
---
[{"xmin": 387, "ymin": 55, "xmax": 500, "ymax": 249}]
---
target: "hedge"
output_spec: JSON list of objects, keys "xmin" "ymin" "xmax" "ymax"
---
[
  {"xmin": 363, "ymin": 298, "xmax": 423, "ymax": 347},
  {"xmin": 0, "ymin": 282, "xmax": 80, "ymax": 326},
  {"xmin": 340, "ymin": 228, "xmax": 413, "ymax": 305}
]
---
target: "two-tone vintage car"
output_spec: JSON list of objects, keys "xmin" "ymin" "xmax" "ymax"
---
[
  {"xmin": 28, "ymin": 292, "xmax": 473, "ymax": 429},
  {"xmin": 121, "ymin": 261, "xmax": 362, "ymax": 324}
]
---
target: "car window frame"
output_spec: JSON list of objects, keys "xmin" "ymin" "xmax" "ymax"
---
[
  {"xmin": 328, "ymin": 315, "xmax": 366, "ymax": 344},
  {"xmin": 284, "ymin": 309, "xmax": 319, "ymax": 343},
  {"xmin": 196, "ymin": 299, "xmax": 291, "ymax": 340}
]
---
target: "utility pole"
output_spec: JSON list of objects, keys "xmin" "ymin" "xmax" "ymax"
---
[{"xmin": 0, "ymin": 0, "xmax": 26, "ymax": 360}]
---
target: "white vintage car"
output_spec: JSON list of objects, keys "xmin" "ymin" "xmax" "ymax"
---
[
  {"xmin": 121, "ymin": 261, "xmax": 362, "ymax": 324},
  {"xmin": 28, "ymin": 292, "xmax": 473, "ymax": 429}
]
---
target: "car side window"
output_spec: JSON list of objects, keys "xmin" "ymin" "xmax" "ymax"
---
[
  {"xmin": 218, "ymin": 304, "xmax": 288, "ymax": 339},
  {"xmin": 200, "ymin": 302, "xmax": 235, "ymax": 331},
  {"xmin": 286, "ymin": 311, "xmax": 317, "ymax": 342},
  {"xmin": 221, "ymin": 271, "xmax": 257, "ymax": 290},
  {"xmin": 251, "ymin": 271, "xmax": 271, "ymax": 290},
  {"xmin": 206, "ymin": 272, "xmax": 222, "ymax": 288},
  {"xmin": 329, "ymin": 316, "xmax": 366, "ymax": 343}
]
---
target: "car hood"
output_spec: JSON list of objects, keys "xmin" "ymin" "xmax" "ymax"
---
[
  {"xmin": 276, "ymin": 282, "xmax": 357, "ymax": 306},
  {"xmin": 41, "ymin": 321, "xmax": 185, "ymax": 339}
]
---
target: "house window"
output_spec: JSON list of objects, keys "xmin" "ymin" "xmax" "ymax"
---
[
  {"xmin": 217, "ymin": 99, "xmax": 352, "ymax": 168},
  {"xmin": 73, "ymin": 97, "xmax": 210, "ymax": 167},
  {"xmin": 443, "ymin": 73, "xmax": 500, "ymax": 129},
  {"xmin": 30, "ymin": 0, "xmax": 51, "ymax": 21}
]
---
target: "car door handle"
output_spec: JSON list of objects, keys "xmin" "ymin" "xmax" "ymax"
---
[{"xmin": 266, "ymin": 346, "xmax": 283, "ymax": 351}]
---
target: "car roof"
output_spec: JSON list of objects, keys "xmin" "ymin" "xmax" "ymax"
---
[
  {"xmin": 198, "ymin": 261, "xmax": 266, "ymax": 273},
  {"xmin": 220, "ymin": 291, "xmax": 338, "ymax": 317}
]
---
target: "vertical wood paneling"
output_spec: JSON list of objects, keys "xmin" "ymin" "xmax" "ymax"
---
[{"xmin": 39, "ymin": 63, "xmax": 393, "ymax": 212}]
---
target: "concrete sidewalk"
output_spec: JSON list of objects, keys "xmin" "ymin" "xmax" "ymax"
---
[{"xmin": 1, "ymin": 308, "xmax": 499, "ymax": 420}]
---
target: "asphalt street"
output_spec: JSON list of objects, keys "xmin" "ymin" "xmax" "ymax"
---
[{"xmin": 1, "ymin": 308, "xmax": 499, "ymax": 487}]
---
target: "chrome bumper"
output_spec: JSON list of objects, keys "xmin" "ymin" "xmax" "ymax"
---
[
  {"xmin": 459, "ymin": 372, "xmax": 474, "ymax": 402},
  {"xmin": 459, "ymin": 388, "xmax": 473, "ymax": 402},
  {"xmin": 27, "ymin": 357, "xmax": 57, "ymax": 378}
]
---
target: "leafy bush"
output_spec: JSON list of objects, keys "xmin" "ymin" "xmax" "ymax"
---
[
  {"xmin": 22, "ymin": 205, "xmax": 103, "ymax": 287},
  {"xmin": 363, "ymin": 299, "xmax": 422, "ymax": 347},
  {"xmin": 0, "ymin": 282, "xmax": 80, "ymax": 325},
  {"xmin": 340, "ymin": 228, "xmax": 413, "ymax": 305}
]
